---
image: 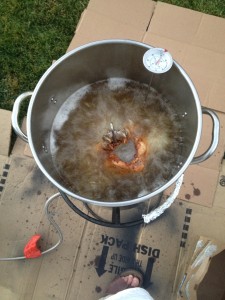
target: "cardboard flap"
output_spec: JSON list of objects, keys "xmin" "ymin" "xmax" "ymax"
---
[
  {"xmin": 193, "ymin": 14, "xmax": 225, "ymax": 53},
  {"xmin": 144, "ymin": 1, "xmax": 225, "ymax": 113},
  {"xmin": 87, "ymin": 0, "xmax": 156, "ymax": 31},
  {"xmin": 148, "ymin": 2, "xmax": 202, "ymax": 43},
  {"xmin": 67, "ymin": 9, "xmax": 146, "ymax": 51},
  {"xmin": 181, "ymin": 46, "xmax": 225, "ymax": 111}
]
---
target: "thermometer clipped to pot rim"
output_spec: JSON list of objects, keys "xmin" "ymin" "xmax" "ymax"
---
[{"xmin": 143, "ymin": 48, "xmax": 173, "ymax": 74}]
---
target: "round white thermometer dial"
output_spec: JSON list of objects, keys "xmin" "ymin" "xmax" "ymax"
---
[{"xmin": 143, "ymin": 48, "xmax": 173, "ymax": 74}]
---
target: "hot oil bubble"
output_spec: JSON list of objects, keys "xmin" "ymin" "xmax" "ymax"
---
[{"xmin": 50, "ymin": 78, "xmax": 182, "ymax": 202}]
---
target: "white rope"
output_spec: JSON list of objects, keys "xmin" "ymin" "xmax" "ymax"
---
[{"xmin": 142, "ymin": 174, "xmax": 184, "ymax": 224}]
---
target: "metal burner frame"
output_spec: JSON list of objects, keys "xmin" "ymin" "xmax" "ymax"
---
[{"xmin": 60, "ymin": 190, "xmax": 163, "ymax": 228}]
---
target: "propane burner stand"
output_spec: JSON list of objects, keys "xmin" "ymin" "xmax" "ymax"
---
[{"xmin": 59, "ymin": 190, "xmax": 163, "ymax": 228}]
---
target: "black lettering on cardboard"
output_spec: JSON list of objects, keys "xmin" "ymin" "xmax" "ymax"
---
[
  {"xmin": 148, "ymin": 247, "xmax": 152, "ymax": 257},
  {"xmin": 141, "ymin": 245, "xmax": 148, "ymax": 255},
  {"xmin": 108, "ymin": 264, "xmax": 123, "ymax": 275},
  {"xmin": 108, "ymin": 264, "xmax": 114, "ymax": 273},
  {"xmin": 133, "ymin": 243, "xmax": 141, "ymax": 253},
  {"xmin": 108, "ymin": 237, "xmax": 115, "ymax": 246},
  {"xmin": 101, "ymin": 234, "xmax": 108, "ymax": 244},
  {"xmin": 115, "ymin": 265, "xmax": 121, "ymax": 274},
  {"xmin": 111, "ymin": 253, "xmax": 117, "ymax": 260},
  {"xmin": 119, "ymin": 255, "xmax": 130, "ymax": 264},
  {"xmin": 152, "ymin": 249, "xmax": 160, "ymax": 258},
  {"xmin": 116, "ymin": 239, "xmax": 123, "ymax": 248}
]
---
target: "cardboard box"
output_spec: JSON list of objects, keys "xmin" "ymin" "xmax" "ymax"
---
[{"xmin": 1, "ymin": 1, "xmax": 225, "ymax": 299}]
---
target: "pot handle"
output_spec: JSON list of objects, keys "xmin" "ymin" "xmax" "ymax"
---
[
  {"xmin": 11, "ymin": 91, "xmax": 33, "ymax": 143},
  {"xmin": 191, "ymin": 107, "xmax": 220, "ymax": 164}
]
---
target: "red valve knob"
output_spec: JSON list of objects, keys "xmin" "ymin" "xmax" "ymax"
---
[{"xmin": 24, "ymin": 234, "xmax": 42, "ymax": 259}]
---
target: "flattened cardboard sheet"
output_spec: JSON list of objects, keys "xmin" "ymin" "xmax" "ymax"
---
[
  {"xmin": 67, "ymin": 9, "xmax": 145, "ymax": 52},
  {"xmin": 0, "ymin": 142, "xmax": 192, "ymax": 300},
  {"xmin": 87, "ymin": 0, "xmax": 156, "ymax": 31},
  {"xmin": 63, "ymin": 200, "xmax": 189, "ymax": 300},
  {"xmin": 165, "ymin": 165, "xmax": 220, "ymax": 208},
  {"xmin": 182, "ymin": 46, "xmax": 225, "ymax": 112},
  {"xmin": 145, "ymin": 2, "xmax": 203, "ymax": 43},
  {"xmin": 0, "ymin": 154, "xmax": 87, "ymax": 300},
  {"xmin": 67, "ymin": 0, "xmax": 156, "ymax": 51}
]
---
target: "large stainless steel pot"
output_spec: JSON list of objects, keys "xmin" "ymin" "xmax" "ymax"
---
[{"xmin": 12, "ymin": 40, "xmax": 219, "ymax": 207}]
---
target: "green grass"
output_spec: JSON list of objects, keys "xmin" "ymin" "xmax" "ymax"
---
[
  {"xmin": 0, "ymin": 0, "xmax": 89, "ymax": 113},
  {"xmin": 0, "ymin": 0, "xmax": 224, "ymax": 118}
]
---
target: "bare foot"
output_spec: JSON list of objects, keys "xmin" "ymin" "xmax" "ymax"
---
[{"xmin": 106, "ymin": 274, "xmax": 140, "ymax": 295}]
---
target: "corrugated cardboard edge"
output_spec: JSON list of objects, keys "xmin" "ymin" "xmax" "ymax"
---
[{"xmin": 0, "ymin": 109, "xmax": 12, "ymax": 157}]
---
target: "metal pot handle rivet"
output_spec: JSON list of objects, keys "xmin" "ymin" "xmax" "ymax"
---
[
  {"xmin": 11, "ymin": 91, "xmax": 33, "ymax": 143},
  {"xmin": 191, "ymin": 107, "xmax": 220, "ymax": 164}
]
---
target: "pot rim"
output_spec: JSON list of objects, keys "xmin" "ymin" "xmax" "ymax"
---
[{"xmin": 27, "ymin": 39, "xmax": 202, "ymax": 207}]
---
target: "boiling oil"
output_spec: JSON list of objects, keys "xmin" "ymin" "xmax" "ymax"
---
[{"xmin": 50, "ymin": 78, "xmax": 182, "ymax": 202}]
